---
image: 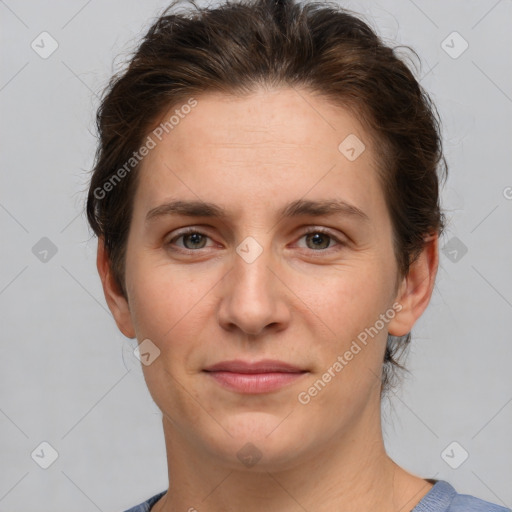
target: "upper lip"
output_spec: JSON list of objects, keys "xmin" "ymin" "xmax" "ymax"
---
[{"xmin": 203, "ymin": 359, "xmax": 306, "ymax": 373}]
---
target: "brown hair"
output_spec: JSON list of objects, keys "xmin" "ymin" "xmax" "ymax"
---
[{"xmin": 86, "ymin": 0, "xmax": 447, "ymax": 393}]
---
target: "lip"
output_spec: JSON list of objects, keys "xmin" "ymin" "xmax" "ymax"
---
[
  {"xmin": 203, "ymin": 359, "xmax": 308, "ymax": 394},
  {"xmin": 203, "ymin": 359, "xmax": 305, "ymax": 373}
]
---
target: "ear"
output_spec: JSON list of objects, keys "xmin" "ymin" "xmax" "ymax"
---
[
  {"xmin": 96, "ymin": 237, "xmax": 136, "ymax": 338},
  {"xmin": 387, "ymin": 234, "xmax": 439, "ymax": 337}
]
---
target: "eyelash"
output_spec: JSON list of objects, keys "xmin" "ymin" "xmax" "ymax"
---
[{"xmin": 166, "ymin": 227, "xmax": 346, "ymax": 255}]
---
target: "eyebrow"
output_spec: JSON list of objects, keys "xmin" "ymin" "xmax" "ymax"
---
[{"xmin": 145, "ymin": 198, "xmax": 369, "ymax": 223}]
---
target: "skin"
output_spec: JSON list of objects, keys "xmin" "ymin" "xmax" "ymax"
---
[{"xmin": 98, "ymin": 87, "xmax": 439, "ymax": 511}]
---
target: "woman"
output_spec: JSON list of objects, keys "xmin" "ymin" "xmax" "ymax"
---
[{"xmin": 86, "ymin": 0, "xmax": 509, "ymax": 510}]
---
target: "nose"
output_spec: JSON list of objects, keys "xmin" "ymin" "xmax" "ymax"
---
[{"xmin": 216, "ymin": 239, "xmax": 291, "ymax": 337}]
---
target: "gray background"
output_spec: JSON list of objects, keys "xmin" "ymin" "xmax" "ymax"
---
[{"xmin": 1, "ymin": 0, "xmax": 511, "ymax": 510}]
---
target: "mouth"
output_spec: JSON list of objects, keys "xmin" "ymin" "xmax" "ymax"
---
[{"xmin": 203, "ymin": 359, "xmax": 308, "ymax": 394}]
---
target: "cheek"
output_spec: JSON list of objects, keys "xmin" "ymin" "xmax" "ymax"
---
[
  {"xmin": 126, "ymin": 258, "xmax": 176, "ymax": 333},
  {"xmin": 291, "ymin": 262, "xmax": 393, "ymax": 341},
  {"xmin": 126, "ymin": 258, "xmax": 220, "ymax": 356},
  {"xmin": 289, "ymin": 258, "xmax": 396, "ymax": 405},
  {"xmin": 293, "ymin": 270, "xmax": 391, "ymax": 419},
  {"xmin": 126, "ymin": 263, "xmax": 213, "ymax": 418}
]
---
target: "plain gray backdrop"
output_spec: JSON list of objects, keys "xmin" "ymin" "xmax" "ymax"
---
[{"xmin": 1, "ymin": 0, "xmax": 511, "ymax": 510}]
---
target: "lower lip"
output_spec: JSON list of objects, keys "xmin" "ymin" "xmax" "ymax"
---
[{"xmin": 204, "ymin": 371, "xmax": 307, "ymax": 393}]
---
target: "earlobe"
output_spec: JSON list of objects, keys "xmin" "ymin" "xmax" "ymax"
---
[
  {"xmin": 387, "ymin": 234, "xmax": 439, "ymax": 337},
  {"xmin": 96, "ymin": 237, "xmax": 136, "ymax": 339}
]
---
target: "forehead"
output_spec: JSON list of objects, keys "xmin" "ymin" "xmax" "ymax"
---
[{"xmin": 134, "ymin": 87, "xmax": 384, "ymax": 220}]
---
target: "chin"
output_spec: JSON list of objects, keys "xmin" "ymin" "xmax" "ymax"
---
[{"xmin": 197, "ymin": 411, "xmax": 318, "ymax": 472}]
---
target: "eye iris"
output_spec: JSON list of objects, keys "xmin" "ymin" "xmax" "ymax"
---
[
  {"xmin": 183, "ymin": 233, "xmax": 206, "ymax": 249},
  {"xmin": 306, "ymin": 232, "xmax": 330, "ymax": 250}
]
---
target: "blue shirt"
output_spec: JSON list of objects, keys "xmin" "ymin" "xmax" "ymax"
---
[{"xmin": 121, "ymin": 480, "xmax": 511, "ymax": 511}]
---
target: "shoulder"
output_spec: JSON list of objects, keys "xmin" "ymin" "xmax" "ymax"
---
[
  {"xmin": 450, "ymin": 492, "xmax": 510, "ymax": 512},
  {"xmin": 414, "ymin": 480, "xmax": 510, "ymax": 512},
  {"xmin": 121, "ymin": 490, "xmax": 167, "ymax": 512}
]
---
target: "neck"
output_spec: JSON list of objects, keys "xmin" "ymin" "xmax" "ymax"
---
[{"xmin": 152, "ymin": 395, "xmax": 432, "ymax": 512}]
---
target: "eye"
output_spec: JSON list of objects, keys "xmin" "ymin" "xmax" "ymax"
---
[
  {"xmin": 296, "ymin": 228, "xmax": 345, "ymax": 252},
  {"xmin": 166, "ymin": 227, "xmax": 346, "ymax": 254},
  {"xmin": 167, "ymin": 228, "xmax": 214, "ymax": 251}
]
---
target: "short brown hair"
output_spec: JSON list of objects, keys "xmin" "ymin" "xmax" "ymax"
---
[{"xmin": 86, "ymin": 0, "xmax": 447, "ymax": 393}]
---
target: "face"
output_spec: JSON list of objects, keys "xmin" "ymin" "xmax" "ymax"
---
[{"xmin": 100, "ymin": 87, "xmax": 434, "ymax": 471}]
